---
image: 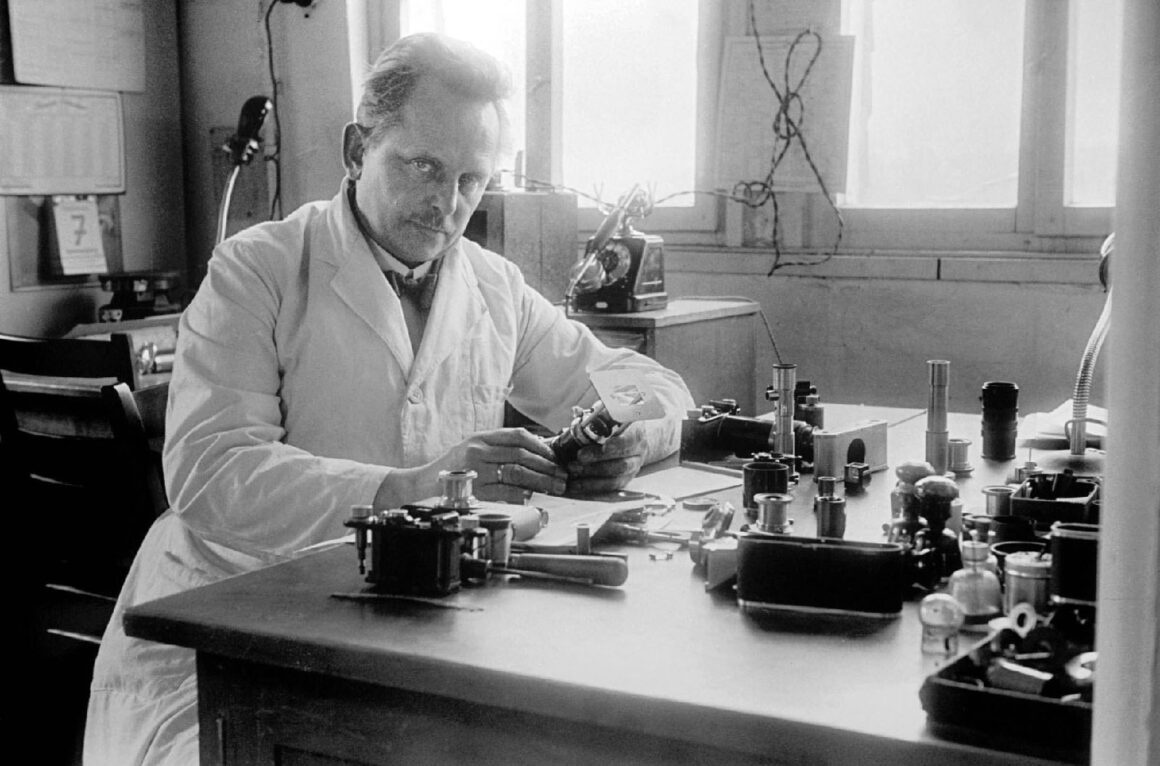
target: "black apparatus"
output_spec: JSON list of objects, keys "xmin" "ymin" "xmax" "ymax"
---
[
  {"xmin": 565, "ymin": 185, "xmax": 668, "ymax": 314},
  {"xmin": 345, "ymin": 471, "xmax": 628, "ymax": 596}
]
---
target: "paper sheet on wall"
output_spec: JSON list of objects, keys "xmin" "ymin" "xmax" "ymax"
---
[
  {"xmin": 52, "ymin": 196, "xmax": 107, "ymax": 274},
  {"xmin": 715, "ymin": 34, "xmax": 854, "ymax": 193},
  {"xmin": 0, "ymin": 86, "xmax": 126, "ymax": 194},
  {"xmin": 8, "ymin": 0, "xmax": 146, "ymax": 92}
]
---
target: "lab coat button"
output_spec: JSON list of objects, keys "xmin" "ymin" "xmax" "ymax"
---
[{"xmin": 408, "ymin": 389, "xmax": 424, "ymax": 404}]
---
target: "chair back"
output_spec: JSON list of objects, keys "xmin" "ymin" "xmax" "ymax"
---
[
  {"xmin": 0, "ymin": 331, "xmax": 138, "ymax": 389},
  {"xmin": 101, "ymin": 381, "xmax": 170, "ymax": 521},
  {"xmin": 0, "ymin": 331, "xmax": 156, "ymax": 592}
]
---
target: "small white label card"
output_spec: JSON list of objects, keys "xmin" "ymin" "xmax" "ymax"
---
[{"xmin": 52, "ymin": 195, "xmax": 107, "ymax": 275}]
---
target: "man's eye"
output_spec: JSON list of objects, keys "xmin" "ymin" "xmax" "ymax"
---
[
  {"xmin": 410, "ymin": 158, "xmax": 436, "ymax": 175},
  {"xmin": 459, "ymin": 175, "xmax": 483, "ymax": 194}
]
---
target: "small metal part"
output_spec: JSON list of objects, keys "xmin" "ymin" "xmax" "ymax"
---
[
  {"xmin": 982, "ymin": 484, "xmax": 1016, "ymax": 516},
  {"xmin": 987, "ymin": 659, "xmax": 1053, "ymax": 695},
  {"xmin": 350, "ymin": 504, "xmax": 373, "ymax": 574},
  {"xmin": 576, "ymin": 522, "xmax": 592, "ymax": 555},
  {"xmin": 649, "ymin": 550, "xmax": 674, "ymax": 561},
  {"xmin": 843, "ymin": 461, "xmax": 871, "ymax": 494},
  {"xmin": 816, "ymin": 476, "xmax": 838, "ymax": 497},
  {"xmin": 948, "ymin": 438, "xmax": 973, "ymax": 476},
  {"xmin": 753, "ymin": 492, "xmax": 793, "ymax": 535},
  {"xmin": 926, "ymin": 360, "xmax": 950, "ymax": 475},
  {"xmin": 437, "ymin": 469, "xmax": 478, "ymax": 510},
  {"xmin": 814, "ymin": 495, "xmax": 846, "ymax": 539},
  {"xmin": 767, "ymin": 363, "xmax": 797, "ymax": 461}
]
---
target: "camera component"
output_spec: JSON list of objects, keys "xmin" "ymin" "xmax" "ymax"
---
[
  {"xmin": 345, "ymin": 505, "xmax": 629, "ymax": 595},
  {"xmin": 547, "ymin": 369, "xmax": 666, "ymax": 464},
  {"xmin": 764, "ymin": 363, "xmax": 798, "ymax": 464},
  {"xmin": 345, "ymin": 468, "xmax": 630, "ymax": 596},
  {"xmin": 925, "ymin": 360, "xmax": 950, "ymax": 475},
  {"xmin": 843, "ymin": 461, "xmax": 871, "ymax": 494},
  {"xmin": 980, "ymin": 381, "xmax": 1019, "ymax": 460},
  {"xmin": 885, "ymin": 463, "xmax": 962, "ymax": 590},
  {"xmin": 736, "ymin": 535, "xmax": 907, "ymax": 617},
  {"xmin": 1010, "ymin": 469, "xmax": 1100, "ymax": 530},
  {"xmin": 566, "ymin": 184, "xmax": 667, "ymax": 314},
  {"xmin": 813, "ymin": 478, "xmax": 846, "ymax": 539},
  {"xmin": 794, "ymin": 381, "xmax": 825, "ymax": 428},
  {"xmin": 678, "ymin": 398, "xmax": 817, "ymax": 464},
  {"xmin": 811, "ymin": 419, "xmax": 889, "ymax": 481},
  {"xmin": 741, "ymin": 460, "xmax": 789, "ymax": 521}
]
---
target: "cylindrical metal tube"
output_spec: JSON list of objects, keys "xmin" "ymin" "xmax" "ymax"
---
[
  {"xmin": 926, "ymin": 360, "xmax": 950, "ymax": 474},
  {"xmin": 982, "ymin": 484, "xmax": 1016, "ymax": 516},
  {"xmin": 815, "ymin": 496, "xmax": 846, "ymax": 539},
  {"xmin": 437, "ymin": 469, "xmax": 477, "ymax": 510},
  {"xmin": 753, "ymin": 492, "xmax": 793, "ymax": 534},
  {"xmin": 742, "ymin": 460, "xmax": 789, "ymax": 517},
  {"xmin": 1004, "ymin": 551, "xmax": 1052, "ymax": 615},
  {"xmin": 980, "ymin": 381, "xmax": 1019, "ymax": 460},
  {"xmin": 948, "ymin": 438, "xmax": 973, "ymax": 475},
  {"xmin": 771, "ymin": 363, "xmax": 797, "ymax": 459}
]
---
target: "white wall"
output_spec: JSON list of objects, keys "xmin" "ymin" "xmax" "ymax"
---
[{"xmin": 667, "ymin": 255, "xmax": 1108, "ymax": 416}]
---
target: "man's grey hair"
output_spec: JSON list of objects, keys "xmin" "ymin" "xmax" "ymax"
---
[{"xmin": 356, "ymin": 32, "xmax": 513, "ymax": 161}]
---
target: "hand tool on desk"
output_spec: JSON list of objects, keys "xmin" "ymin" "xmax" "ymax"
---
[
  {"xmin": 596, "ymin": 521, "xmax": 691, "ymax": 547},
  {"xmin": 504, "ymin": 552, "xmax": 629, "ymax": 587}
]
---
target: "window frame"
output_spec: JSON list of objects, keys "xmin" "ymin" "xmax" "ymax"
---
[
  {"xmin": 372, "ymin": 0, "xmax": 1115, "ymax": 254},
  {"xmin": 524, "ymin": 0, "xmax": 722, "ymax": 236},
  {"xmin": 827, "ymin": 0, "xmax": 1113, "ymax": 255}
]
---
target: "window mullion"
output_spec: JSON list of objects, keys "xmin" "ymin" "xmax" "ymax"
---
[
  {"xmin": 524, "ymin": 0, "xmax": 561, "ymax": 187},
  {"xmin": 1019, "ymin": 0, "xmax": 1069, "ymax": 236}
]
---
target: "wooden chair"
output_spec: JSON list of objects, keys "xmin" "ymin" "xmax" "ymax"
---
[
  {"xmin": 101, "ymin": 381, "xmax": 170, "ymax": 523},
  {"xmin": 0, "ymin": 332, "xmax": 161, "ymax": 764}
]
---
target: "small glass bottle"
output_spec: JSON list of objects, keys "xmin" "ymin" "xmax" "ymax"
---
[
  {"xmin": 919, "ymin": 592, "xmax": 966, "ymax": 656},
  {"xmin": 949, "ymin": 540, "xmax": 1003, "ymax": 628}
]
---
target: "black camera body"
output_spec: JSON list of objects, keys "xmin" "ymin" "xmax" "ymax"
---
[{"xmin": 346, "ymin": 507, "xmax": 484, "ymax": 597}]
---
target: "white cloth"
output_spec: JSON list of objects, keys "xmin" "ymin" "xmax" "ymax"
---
[{"xmin": 84, "ymin": 185, "xmax": 693, "ymax": 765}]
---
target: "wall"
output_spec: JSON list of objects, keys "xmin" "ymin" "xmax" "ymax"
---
[
  {"xmin": 0, "ymin": 0, "xmax": 186, "ymax": 336},
  {"xmin": 178, "ymin": 0, "xmax": 352, "ymax": 286},
  {"xmin": 667, "ymin": 250, "xmax": 1108, "ymax": 417}
]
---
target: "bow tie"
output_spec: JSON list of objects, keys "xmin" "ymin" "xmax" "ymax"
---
[{"xmin": 384, "ymin": 268, "xmax": 439, "ymax": 311}]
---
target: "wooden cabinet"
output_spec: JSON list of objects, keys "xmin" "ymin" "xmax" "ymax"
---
[{"xmin": 571, "ymin": 298, "xmax": 760, "ymax": 415}]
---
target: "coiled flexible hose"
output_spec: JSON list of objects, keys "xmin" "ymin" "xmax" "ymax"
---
[{"xmin": 1068, "ymin": 234, "xmax": 1114, "ymax": 455}]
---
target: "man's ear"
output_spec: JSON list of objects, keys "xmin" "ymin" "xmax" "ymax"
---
[{"xmin": 342, "ymin": 122, "xmax": 366, "ymax": 180}]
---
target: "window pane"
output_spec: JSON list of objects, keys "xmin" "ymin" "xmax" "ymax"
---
[
  {"xmin": 842, "ymin": 0, "xmax": 1025, "ymax": 208},
  {"xmin": 1066, "ymin": 0, "xmax": 1122, "ymax": 206},
  {"xmin": 399, "ymin": 0, "xmax": 527, "ymax": 166},
  {"xmin": 561, "ymin": 0, "xmax": 698, "ymax": 208}
]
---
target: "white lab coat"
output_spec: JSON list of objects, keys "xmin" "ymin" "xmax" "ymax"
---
[{"xmin": 84, "ymin": 185, "xmax": 693, "ymax": 765}]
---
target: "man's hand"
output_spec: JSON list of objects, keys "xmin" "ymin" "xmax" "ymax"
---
[
  {"xmin": 379, "ymin": 428, "xmax": 569, "ymax": 507},
  {"xmin": 563, "ymin": 424, "xmax": 646, "ymax": 495}
]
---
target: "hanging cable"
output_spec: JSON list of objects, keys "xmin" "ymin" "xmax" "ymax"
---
[{"xmin": 263, "ymin": 0, "xmax": 284, "ymax": 220}]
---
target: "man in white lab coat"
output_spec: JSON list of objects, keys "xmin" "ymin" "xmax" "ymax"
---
[{"xmin": 84, "ymin": 32, "xmax": 693, "ymax": 765}]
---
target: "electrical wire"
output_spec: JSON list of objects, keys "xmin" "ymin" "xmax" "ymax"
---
[
  {"xmin": 507, "ymin": 2, "xmax": 844, "ymax": 278},
  {"xmin": 263, "ymin": 0, "xmax": 284, "ymax": 220},
  {"xmin": 677, "ymin": 295, "xmax": 784, "ymax": 365}
]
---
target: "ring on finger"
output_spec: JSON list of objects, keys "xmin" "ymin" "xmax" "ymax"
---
[{"xmin": 496, "ymin": 463, "xmax": 506, "ymax": 485}]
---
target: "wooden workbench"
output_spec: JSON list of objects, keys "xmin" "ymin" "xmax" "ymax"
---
[{"xmin": 123, "ymin": 407, "xmax": 1086, "ymax": 765}]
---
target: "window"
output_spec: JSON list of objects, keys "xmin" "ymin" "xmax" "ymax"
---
[
  {"xmin": 837, "ymin": 0, "xmax": 1123, "ymax": 251},
  {"xmin": 398, "ymin": 0, "xmax": 713, "ymax": 232}
]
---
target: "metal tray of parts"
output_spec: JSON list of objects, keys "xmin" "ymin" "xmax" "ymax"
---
[{"xmin": 919, "ymin": 636, "xmax": 1092, "ymax": 764}]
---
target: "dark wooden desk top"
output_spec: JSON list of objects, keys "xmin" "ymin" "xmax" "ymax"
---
[{"xmin": 125, "ymin": 408, "xmax": 1074, "ymax": 765}]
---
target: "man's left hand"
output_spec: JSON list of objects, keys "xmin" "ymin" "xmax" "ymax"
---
[{"xmin": 563, "ymin": 424, "xmax": 646, "ymax": 495}]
